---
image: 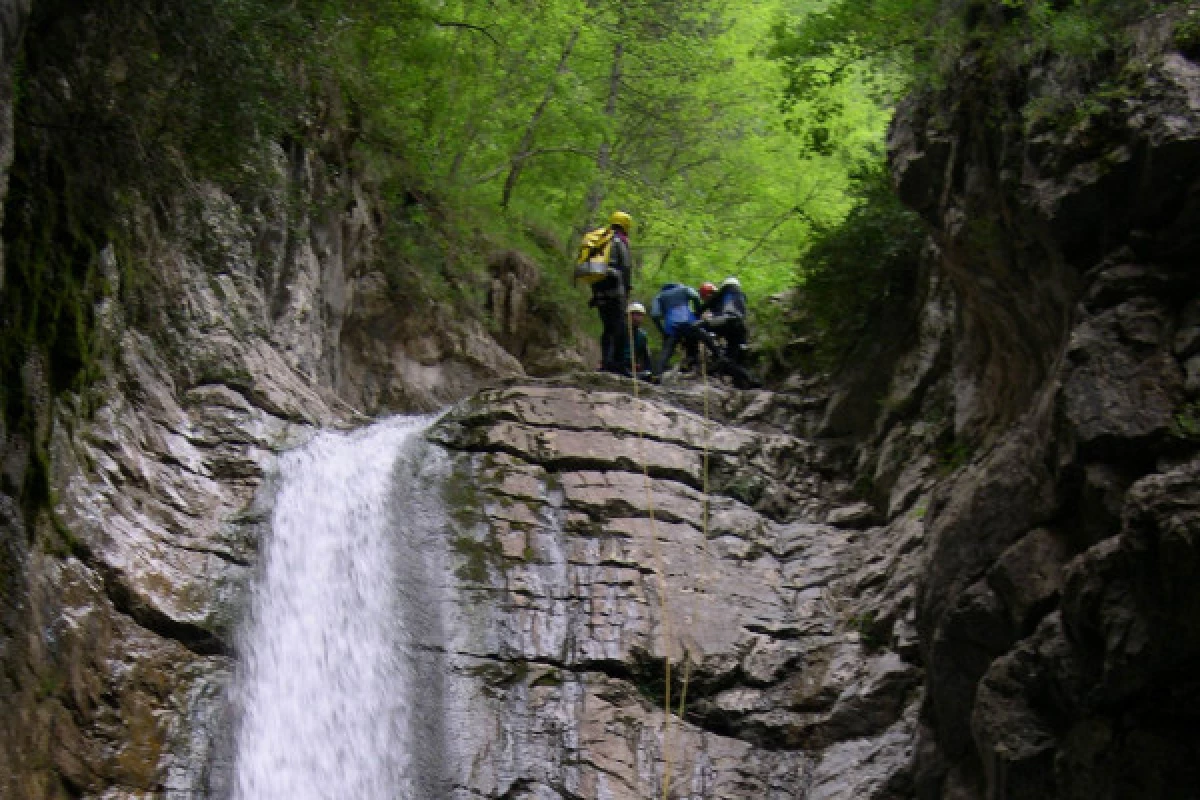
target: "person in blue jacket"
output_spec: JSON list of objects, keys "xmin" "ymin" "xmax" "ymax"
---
[{"xmin": 649, "ymin": 282, "xmax": 704, "ymax": 377}]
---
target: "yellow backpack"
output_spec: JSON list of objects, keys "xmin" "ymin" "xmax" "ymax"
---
[{"xmin": 574, "ymin": 226, "xmax": 614, "ymax": 285}]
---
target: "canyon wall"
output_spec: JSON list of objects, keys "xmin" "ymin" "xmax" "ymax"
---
[{"xmin": 873, "ymin": 11, "xmax": 1200, "ymax": 796}]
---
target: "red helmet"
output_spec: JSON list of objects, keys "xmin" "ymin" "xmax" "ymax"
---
[{"xmin": 699, "ymin": 282, "xmax": 717, "ymax": 300}]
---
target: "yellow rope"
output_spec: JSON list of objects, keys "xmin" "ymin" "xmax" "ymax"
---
[
  {"xmin": 623, "ymin": 307, "xmax": 676, "ymax": 800},
  {"xmin": 673, "ymin": 338, "xmax": 714, "ymax": 786},
  {"xmin": 621, "ymin": 311, "xmax": 718, "ymax": 799}
]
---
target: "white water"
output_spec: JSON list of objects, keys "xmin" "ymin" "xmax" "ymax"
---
[{"xmin": 230, "ymin": 417, "xmax": 434, "ymax": 800}]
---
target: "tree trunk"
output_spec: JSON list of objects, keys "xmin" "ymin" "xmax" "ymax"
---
[
  {"xmin": 500, "ymin": 27, "xmax": 581, "ymax": 209},
  {"xmin": 583, "ymin": 33, "xmax": 624, "ymax": 224}
]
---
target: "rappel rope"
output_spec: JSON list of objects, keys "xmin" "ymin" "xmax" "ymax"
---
[
  {"xmin": 671, "ymin": 341, "xmax": 715, "ymax": 792},
  {"xmin": 624, "ymin": 307, "xmax": 715, "ymax": 800},
  {"xmin": 623, "ymin": 307, "xmax": 677, "ymax": 799}
]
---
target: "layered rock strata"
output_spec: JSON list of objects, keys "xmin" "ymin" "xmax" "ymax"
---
[
  {"xmin": 0, "ymin": 120, "xmax": 526, "ymax": 800},
  {"xmin": 422, "ymin": 381, "xmax": 925, "ymax": 798}
]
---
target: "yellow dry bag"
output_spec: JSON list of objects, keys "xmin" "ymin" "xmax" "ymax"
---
[{"xmin": 574, "ymin": 226, "xmax": 614, "ymax": 285}]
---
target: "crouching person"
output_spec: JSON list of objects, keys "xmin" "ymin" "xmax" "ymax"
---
[
  {"xmin": 650, "ymin": 282, "xmax": 703, "ymax": 377},
  {"xmin": 616, "ymin": 301, "xmax": 653, "ymax": 379}
]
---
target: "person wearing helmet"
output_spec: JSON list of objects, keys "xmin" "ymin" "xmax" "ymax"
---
[
  {"xmin": 700, "ymin": 275, "xmax": 749, "ymax": 365},
  {"xmin": 649, "ymin": 282, "xmax": 703, "ymax": 377},
  {"xmin": 590, "ymin": 211, "xmax": 635, "ymax": 372},
  {"xmin": 698, "ymin": 281, "xmax": 717, "ymax": 303},
  {"xmin": 615, "ymin": 300, "xmax": 653, "ymax": 377}
]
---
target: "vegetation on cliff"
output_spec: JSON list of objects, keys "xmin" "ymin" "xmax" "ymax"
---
[
  {"xmin": 769, "ymin": 0, "xmax": 1200, "ymax": 366},
  {"xmin": 2, "ymin": 0, "xmax": 902, "ymax": 420}
]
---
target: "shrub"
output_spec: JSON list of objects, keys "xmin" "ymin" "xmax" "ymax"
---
[{"xmin": 792, "ymin": 161, "xmax": 924, "ymax": 368}]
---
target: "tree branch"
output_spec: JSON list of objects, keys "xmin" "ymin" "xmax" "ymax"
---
[
  {"xmin": 734, "ymin": 205, "xmax": 814, "ymax": 268},
  {"xmin": 433, "ymin": 20, "xmax": 499, "ymax": 45},
  {"xmin": 473, "ymin": 146, "xmax": 597, "ymax": 184}
]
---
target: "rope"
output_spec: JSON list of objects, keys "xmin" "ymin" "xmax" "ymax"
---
[
  {"xmin": 623, "ymin": 306, "xmax": 677, "ymax": 800},
  {"xmin": 622, "ymin": 311, "xmax": 719, "ymax": 799},
  {"xmin": 671, "ymin": 337, "xmax": 714, "ymax": 790}
]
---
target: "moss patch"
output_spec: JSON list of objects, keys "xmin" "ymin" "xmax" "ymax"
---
[
  {"xmin": 451, "ymin": 533, "xmax": 503, "ymax": 584},
  {"xmin": 442, "ymin": 459, "xmax": 483, "ymax": 528}
]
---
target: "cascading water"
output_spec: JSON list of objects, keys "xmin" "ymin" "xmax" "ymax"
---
[{"xmin": 229, "ymin": 416, "xmax": 449, "ymax": 799}]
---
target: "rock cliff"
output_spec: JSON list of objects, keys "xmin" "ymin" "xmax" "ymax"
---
[
  {"xmin": 875, "ymin": 8, "xmax": 1200, "ymax": 797},
  {"xmin": 417, "ymin": 381, "xmax": 923, "ymax": 798},
  {"xmin": 0, "ymin": 2, "xmax": 925, "ymax": 796},
  {"xmin": 0, "ymin": 1, "xmax": 534, "ymax": 793}
]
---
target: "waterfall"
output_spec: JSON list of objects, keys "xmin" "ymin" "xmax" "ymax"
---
[{"xmin": 229, "ymin": 416, "xmax": 446, "ymax": 800}]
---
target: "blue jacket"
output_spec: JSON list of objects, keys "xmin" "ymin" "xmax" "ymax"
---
[{"xmin": 650, "ymin": 283, "xmax": 702, "ymax": 336}]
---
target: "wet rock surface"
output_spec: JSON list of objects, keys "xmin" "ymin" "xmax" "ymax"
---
[
  {"xmin": 2, "ymin": 267, "xmax": 929, "ymax": 800},
  {"xmin": 426, "ymin": 382, "xmax": 926, "ymax": 798},
  {"xmin": 4, "ymin": 2, "xmax": 1200, "ymax": 799},
  {"xmin": 0, "ymin": 79, "xmax": 524, "ymax": 799}
]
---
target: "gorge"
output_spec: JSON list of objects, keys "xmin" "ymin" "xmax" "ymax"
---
[{"xmin": 2, "ymin": 0, "xmax": 1200, "ymax": 798}]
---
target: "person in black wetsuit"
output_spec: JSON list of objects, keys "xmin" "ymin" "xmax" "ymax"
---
[
  {"xmin": 589, "ymin": 210, "xmax": 634, "ymax": 372},
  {"xmin": 701, "ymin": 276, "xmax": 749, "ymax": 366},
  {"xmin": 616, "ymin": 301, "xmax": 653, "ymax": 378}
]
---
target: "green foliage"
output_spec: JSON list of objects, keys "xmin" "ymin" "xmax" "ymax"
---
[
  {"xmin": 530, "ymin": 668, "xmax": 563, "ymax": 688},
  {"xmin": 1171, "ymin": 401, "xmax": 1200, "ymax": 440},
  {"xmin": 790, "ymin": 160, "xmax": 923, "ymax": 367},
  {"xmin": 1175, "ymin": 10, "xmax": 1200, "ymax": 58},
  {"xmin": 936, "ymin": 435, "xmax": 973, "ymax": 474},
  {"xmin": 442, "ymin": 468, "xmax": 482, "ymax": 527},
  {"xmin": 771, "ymin": 0, "xmax": 946, "ymax": 99},
  {"xmin": 2, "ymin": 0, "xmax": 915, "ymax": 430},
  {"xmin": 450, "ymin": 533, "xmax": 504, "ymax": 584},
  {"xmin": 772, "ymin": 0, "xmax": 1165, "ymax": 100},
  {"xmin": 846, "ymin": 610, "xmax": 887, "ymax": 650},
  {"xmin": 323, "ymin": 0, "xmax": 890, "ymax": 309}
]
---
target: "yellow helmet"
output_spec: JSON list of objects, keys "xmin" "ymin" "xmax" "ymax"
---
[{"xmin": 609, "ymin": 210, "xmax": 634, "ymax": 232}]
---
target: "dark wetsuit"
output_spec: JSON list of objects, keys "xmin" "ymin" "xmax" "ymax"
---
[
  {"xmin": 616, "ymin": 325, "xmax": 651, "ymax": 375},
  {"xmin": 701, "ymin": 284, "xmax": 748, "ymax": 365},
  {"xmin": 590, "ymin": 231, "xmax": 632, "ymax": 371}
]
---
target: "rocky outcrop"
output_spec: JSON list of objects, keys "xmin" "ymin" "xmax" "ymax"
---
[
  {"xmin": 0, "ymin": 31, "xmax": 531, "ymax": 799},
  {"xmin": 874, "ymin": 8, "xmax": 1200, "ymax": 797},
  {"xmin": 6, "ymin": 1, "xmax": 1200, "ymax": 798},
  {"xmin": 0, "ymin": 0, "xmax": 26, "ymax": 284},
  {"xmin": 0, "ymin": 6, "xmax": 920, "ymax": 795},
  {"xmin": 417, "ymin": 381, "xmax": 926, "ymax": 798},
  {"xmin": 0, "ymin": 165, "xmax": 534, "ymax": 796}
]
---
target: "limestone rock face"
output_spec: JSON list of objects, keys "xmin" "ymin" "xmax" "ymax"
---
[
  {"xmin": 0, "ymin": 70, "xmax": 527, "ymax": 800},
  {"xmin": 421, "ymin": 382, "xmax": 925, "ymax": 798}
]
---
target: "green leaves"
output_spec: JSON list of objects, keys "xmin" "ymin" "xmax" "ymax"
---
[
  {"xmin": 319, "ymin": 0, "xmax": 887, "ymax": 305},
  {"xmin": 791, "ymin": 160, "xmax": 924, "ymax": 366}
]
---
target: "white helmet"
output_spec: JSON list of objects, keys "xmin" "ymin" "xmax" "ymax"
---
[
  {"xmin": 627, "ymin": 301, "xmax": 646, "ymax": 314},
  {"xmin": 720, "ymin": 276, "xmax": 741, "ymax": 289}
]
